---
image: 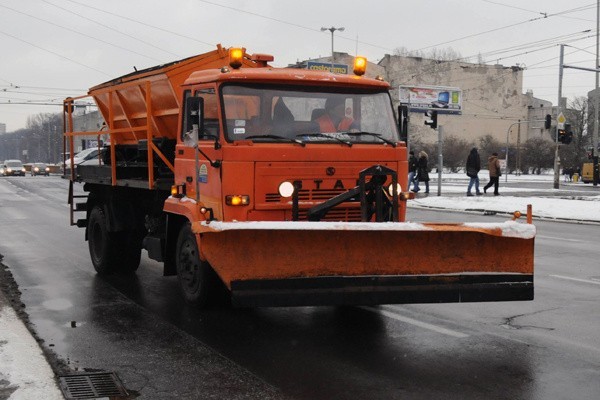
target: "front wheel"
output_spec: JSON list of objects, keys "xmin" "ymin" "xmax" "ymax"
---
[
  {"xmin": 176, "ymin": 223, "xmax": 212, "ymax": 307},
  {"xmin": 87, "ymin": 206, "xmax": 141, "ymax": 275}
]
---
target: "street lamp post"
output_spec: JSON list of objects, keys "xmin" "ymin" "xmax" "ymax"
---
[
  {"xmin": 321, "ymin": 26, "xmax": 344, "ymax": 72},
  {"xmin": 505, "ymin": 119, "xmax": 529, "ymax": 182}
]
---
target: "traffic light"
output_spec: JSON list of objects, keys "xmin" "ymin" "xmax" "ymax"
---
[
  {"xmin": 544, "ymin": 114, "xmax": 552, "ymax": 130},
  {"xmin": 563, "ymin": 123, "xmax": 573, "ymax": 144},
  {"xmin": 424, "ymin": 110, "xmax": 438, "ymax": 129},
  {"xmin": 557, "ymin": 124, "xmax": 573, "ymax": 144}
]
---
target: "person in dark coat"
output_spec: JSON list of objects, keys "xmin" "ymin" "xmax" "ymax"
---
[
  {"xmin": 414, "ymin": 151, "xmax": 430, "ymax": 194},
  {"xmin": 408, "ymin": 150, "xmax": 418, "ymax": 192},
  {"xmin": 483, "ymin": 152, "xmax": 501, "ymax": 195},
  {"xmin": 466, "ymin": 147, "xmax": 482, "ymax": 196}
]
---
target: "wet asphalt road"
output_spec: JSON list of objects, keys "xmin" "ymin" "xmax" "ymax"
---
[{"xmin": 0, "ymin": 175, "xmax": 599, "ymax": 399}]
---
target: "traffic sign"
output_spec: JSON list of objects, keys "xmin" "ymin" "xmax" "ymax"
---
[{"xmin": 557, "ymin": 112, "xmax": 566, "ymax": 129}]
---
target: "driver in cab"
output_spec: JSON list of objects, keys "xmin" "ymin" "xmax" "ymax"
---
[{"xmin": 316, "ymin": 97, "xmax": 358, "ymax": 133}]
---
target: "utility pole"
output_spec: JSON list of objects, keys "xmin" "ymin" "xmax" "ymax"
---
[
  {"xmin": 553, "ymin": 44, "xmax": 564, "ymax": 190},
  {"xmin": 594, "ymin": 0, "xmax": 599, "ymax": 186},
  {"xmin": 516, "ymin": 120, "xmax": 522, "ymax": 176},
  {"xmin": 437, "ymin": 125, "xmax": 443, "ymax": 196}
]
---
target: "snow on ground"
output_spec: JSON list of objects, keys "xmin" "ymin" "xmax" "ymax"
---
[{"xmin": 409, "ymin": 172, "xmax": 600, "ymax": 223}]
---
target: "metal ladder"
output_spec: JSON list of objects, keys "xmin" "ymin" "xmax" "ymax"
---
[{"xmin": 68, "ymin": 180, "xmax": 89, "ymax": 228}]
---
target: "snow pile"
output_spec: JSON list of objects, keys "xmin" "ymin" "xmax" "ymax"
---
[
  {"xmin": 464, "ymin": 221, "xmax": 536, "ymax": 239},
  {"xmin": 200, "ymin": 221, "xmax": 434, "ymax": 231},
  {"xmin": 410, "ymin": 195, "xmax": 600, "ymax": 223}
]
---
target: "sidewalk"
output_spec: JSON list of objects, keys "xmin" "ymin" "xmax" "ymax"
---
[{"xmin": 0, "ymin": 262, "xmax": 64, "ymax": 400}]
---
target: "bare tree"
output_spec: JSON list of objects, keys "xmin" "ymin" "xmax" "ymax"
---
[
  {"xmin": 560, "ymin": 96, "xmax": 590, "ymax": 171},
  {"xmin": 521, "ymin": 137, "xmax": 554, "ymax": 174},
  {"xmin": 443, "ymin": 134, "xmax": 472, "ymax": 172},
  {"xmin": 478, "ymin": 135, "xmax": 503, "ymax": 159},
  {"xmin": 392, "ymin": 47, "xmax": 461, "ymax": 61}
]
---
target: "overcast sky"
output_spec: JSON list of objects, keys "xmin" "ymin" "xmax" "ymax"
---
[{"xmin": 0, "ymin": 0, "xmax": 597, "ymax": 132}]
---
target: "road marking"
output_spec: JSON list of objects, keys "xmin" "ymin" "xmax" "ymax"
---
[
  {"xmin": 360, "ymin": 306, "xmax": 469, "ymax": 338},
  {"xmin": 550, "ymin": 275, "xmax": 600, "ymax": 286},
  {"xmin": 537, "ymin": 235, "xmax": 583, "ymax": 243}
]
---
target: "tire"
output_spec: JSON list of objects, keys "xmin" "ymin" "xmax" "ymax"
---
[
  {"xmin": 87, "ymin": 206, "xmax": 141, "ymax": 275},
  {"xmin": 176, "ymin": 223, "xmax": 211, "ymax": 307}
]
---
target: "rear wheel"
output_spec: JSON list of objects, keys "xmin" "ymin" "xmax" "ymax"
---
[
  {"xmin": 176, "ymin": 223, "xmax": 211, "ymax": 307},
  {"xmin": 88, "ymin": 206, "xmax": 141, "ymax": 275}
]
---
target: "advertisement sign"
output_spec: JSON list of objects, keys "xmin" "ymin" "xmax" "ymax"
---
[
  {"xmin": 399, "ymin": 85, "xmax": 462, "ymax": 114},
  {"xmin": 307, "ymin": 61, "xmax": 349, "ymax": 75}
]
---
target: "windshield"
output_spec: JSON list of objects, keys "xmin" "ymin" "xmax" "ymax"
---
[
  {"xmin": 221, "ymin": 84, "xmax": 399, "ymax": 144},
  {"xmin": 5, "ymin": 161, "xmax": 23, "ymax": 167}
]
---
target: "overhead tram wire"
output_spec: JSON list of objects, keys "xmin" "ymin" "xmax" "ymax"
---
[
  {"xmin": 0, "ymin": 4, "xmax": 165, "ymax": 63},
  {"xmin": 415, "ymin": 3, "xmax": 596, "ymax": 53},
  {"xmin": 399, "ymin": 30, "xmax": 595, "ymax": 85},
  {"xmin": 41, "ymin": 0, "xmax": 182, "ymax": 59},
  {"xmin": 481, "ymin": 0, "xmax": 595, "ymax": 22},
  {"xmin": 61, "ymin": 0, "xmax": 596, "ymax": 64},
  {"xmin": 480, "ymin": 0, "xmax": 549, "ymax": 16},
  {"xmin": 0, "ymin": 85, "xmax": 87, "ymax": 92},
  {"xmin": 63, "ymin": 0, "xmax": 215, "ymax": 48},
  {"xmin": 0, "ymin": 29, "xmax": 111, "ymax": 77}
]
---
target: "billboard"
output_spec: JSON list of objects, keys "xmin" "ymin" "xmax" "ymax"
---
[
  {"xmin": 399, "ymin": 85, "xmax": 462, "ymax": 114},
  {"xmin": 307, "ymin": 61, "xmax": 349, "ymax": 75}
]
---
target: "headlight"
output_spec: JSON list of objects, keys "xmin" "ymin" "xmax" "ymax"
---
[
  {"xmin": 278, "ymin": 181, "xmax": 295, "ymax": 198},
  {"xmin": 45, "ymin": 167, "xmax": 50, "ymax": 172},
  {"xmin": 34, "ymin": 167, "xmax": 40, "ymax": 172},
  {"xmin": 0, "ymin": 168, "xmax": 4, "ymax": 174},
  {"xmin": 21, "ymin": 168, "xmax": 26, "ymax": 173},
  {"xmin": 387, "ymin": 183, "xmax": 403, "ymax": 196},
  {"xmin": 7, "ymin": 168, "xmax": 12, "ymax": 173}
]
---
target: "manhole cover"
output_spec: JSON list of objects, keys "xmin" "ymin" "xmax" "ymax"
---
[{"xmin": 59, "ymin": 372, "xmax": 128, "ymax": 399}]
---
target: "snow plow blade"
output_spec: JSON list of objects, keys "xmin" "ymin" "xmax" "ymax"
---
[{"xmin": 193, "ymin": 221, "xmax": 535, "ymax": 307}]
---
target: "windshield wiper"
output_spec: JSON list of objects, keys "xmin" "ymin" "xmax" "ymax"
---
[
  {"xmin": 342, "ymin": 131, "xmax": 397, "ymax": 147},
  {"xmin": 295, "ymin": 133, "xmax": 353, "ymax": 147},
  {"xmin": 245, "ymin": 134, "xmax": 305, "ymax": 146}
]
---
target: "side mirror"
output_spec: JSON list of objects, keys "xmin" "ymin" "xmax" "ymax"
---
[
  {"xmin": 184, "ymin": 96, "xmax": 204, "ymax": 147},
  {"xmin": 398, "ymin": 105, "xmax": 408, "ymax": 143}
]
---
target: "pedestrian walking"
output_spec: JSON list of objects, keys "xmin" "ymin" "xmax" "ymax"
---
[
  {"xmin": 414, "ymin": 151, "xmax": 430, "ymax": 194},
  {"xmin": 408, "ymin": 150, "xmax": 418, "ymax": 192},
  {"xmin": 568, "ymin": 167, "xmax": 574, "ymax": 182},
  {"xmin": 483, "ymin": 152, "xmax": 501, "ymax": 195},
  {"xmin": 466, "ymin": 147, "xmax": 482, "ymax": 196}
]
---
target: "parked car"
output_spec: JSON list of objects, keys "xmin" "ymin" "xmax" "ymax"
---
[
  {"xmin": 73, "ymin": 148, "xmax": 102, "ymax": 165},
  {"xmin": 63, "ymin": 148, "xmax": 104, "ymax": 176},
  {"xmin": 1, "ymin": 159, "xmax": 26, "ymax": 176},
  {"xmin": 31, "ymin": 162, "xmax": 50, "ymax": 176}
]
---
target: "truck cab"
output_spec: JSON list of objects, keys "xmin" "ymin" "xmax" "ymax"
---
[{"xmin": 168, "ymin": 66, "xmax": 406, "ymax": 224}]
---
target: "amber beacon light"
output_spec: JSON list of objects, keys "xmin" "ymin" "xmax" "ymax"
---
[
  {"xmin": 229, "ymin": 48, "xmax": 244, "ymax": 69},
  {"xmin": 353, "ymin": 56, "xmax": 367, "ymax": 76}
]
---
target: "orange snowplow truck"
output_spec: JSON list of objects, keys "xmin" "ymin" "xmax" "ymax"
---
[{"xmin": 64, "ymin": 45, "xmax": 535, "ymax": 307}]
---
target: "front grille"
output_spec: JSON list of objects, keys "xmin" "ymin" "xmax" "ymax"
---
[
  {"xmin": 298, "ymin": 208, "xmax": 363, "ymax": 222},
  {"xmin": 265, "ymin": 188, "xmax": 350, "ymax": 203}
]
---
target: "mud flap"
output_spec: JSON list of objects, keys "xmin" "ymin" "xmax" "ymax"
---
[{"xmin": 193, "ymin": 221, "xmax": 535, "ymax": 307}]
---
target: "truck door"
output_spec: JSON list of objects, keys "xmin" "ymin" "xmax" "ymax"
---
[{"xmin": 177, "ymin": 87, "xmax": 223, "ymax": 217}]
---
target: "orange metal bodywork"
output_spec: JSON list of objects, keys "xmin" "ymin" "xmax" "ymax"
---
[
  {"xmin": 66, "ymin": 45, "xmax": 535, "ymax": 306},
  {"xmin": 193, "ymin": 222, "xmax": 534, "ymax": 288}
]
